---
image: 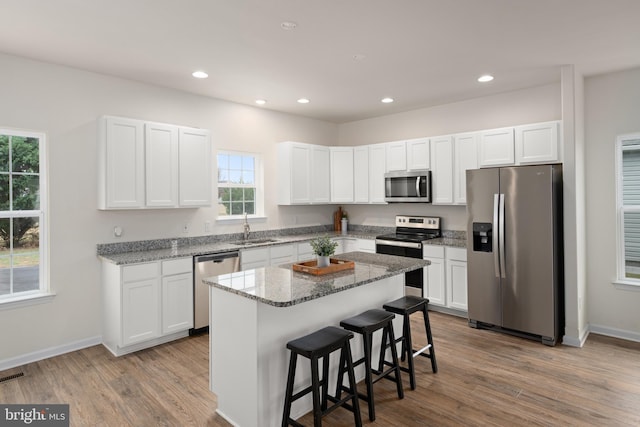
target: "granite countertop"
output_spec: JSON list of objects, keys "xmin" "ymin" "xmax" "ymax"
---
[
  {"xmin": 203, "ymin": 251, "xmax": 429, "ymax": 307},
  {"xmin": 425, "ymin": 237, "xmax": 467, "ymax": 248}
]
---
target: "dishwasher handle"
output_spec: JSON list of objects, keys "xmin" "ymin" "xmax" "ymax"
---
[{"xmin": 194, "ymin": 251, "xmax": 239, "ymax": 263}]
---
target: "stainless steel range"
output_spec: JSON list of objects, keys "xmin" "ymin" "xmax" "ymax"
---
[{"xmin": 375, "ymin": 215, "xmax": 441, "ymax": 297}]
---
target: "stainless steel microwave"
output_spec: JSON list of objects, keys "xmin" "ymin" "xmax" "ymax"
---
[{"xmin": 384, "ymin": 170, "xmax": 432, "ymax": 203}]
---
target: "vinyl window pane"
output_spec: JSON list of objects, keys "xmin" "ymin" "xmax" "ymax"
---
[
  {"xmin": 12, "ymin": 137, "xmax": 39, "ymax": 173},
  {"xmin": 0, "ymin": 135, "xmax": 8, "ymax": 172}
]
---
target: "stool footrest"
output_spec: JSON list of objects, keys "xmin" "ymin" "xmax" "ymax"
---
[{"xmin": 413, "ymin": 343, "xmax": 432, "ymax": 358}]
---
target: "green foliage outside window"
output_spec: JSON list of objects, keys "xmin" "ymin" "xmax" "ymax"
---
[{"xmin": 217, "ymin": 152, "xmax": 257, "ymax": 216}]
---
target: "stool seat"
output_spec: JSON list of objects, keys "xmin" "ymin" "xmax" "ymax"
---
[
  {"xmin": 340, "ymin": 309, "xmax": 395, "ymax": 332},
  {"xmin": 382, "ymin": 295, "xmax": 428, "ymax": 315},
  {"xmin": 287, "ymin": 326, "xmax": 353, "ymax": 357}
]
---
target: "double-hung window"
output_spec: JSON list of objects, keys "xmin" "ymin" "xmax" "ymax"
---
[
  {"xmin": 0, "ymin": 129, "xmax": 47, "ymax": 304},
  {"xmin": 217, "ymin": 151, "xmax": 263, "ymax": 218}
]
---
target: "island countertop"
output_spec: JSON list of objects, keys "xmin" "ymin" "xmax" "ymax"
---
[{"xmin": 202, "ymin": 251, "xmax": 428, "ymax": 307}]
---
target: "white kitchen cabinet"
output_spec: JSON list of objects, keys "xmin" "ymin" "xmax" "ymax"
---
[
  {"xmin": 161, "ymin": 258, "xmax": 193, "ymax": 335},
  {"xmin": 241, "ymin": 247, "xmax": 270, "ymax": 270},
  {"xmin": 102, "ymin": 257, "xmax": 194, "ymax": 356},
  {"xmin": 342, "ymin": 238, "xmax": 358, "ymax": 253},
  {"xmin": 369, "ymin": 143, "xmax": 387, "ymax": 203},
  {"xmin": 332, "ymin": 238, "xmax": 345, "ymax": 255},
  {"xmin": 270, "ymin": 244, "xmax": 296, "ymax": 266},
  {"xmin": 406, "ymin": 138, "xmax": 430, "ymax": 171},
  {"xmin": 353, "ymin": 146, "xmax": 369, "ymax": 203},
  {"xmin": 145, "ymin": 122, "xmax": 179, "ymax": 207},
  {"xmin": 297, "ymin": 242, "xmax": 314, "ymax": 261},
  {"xmin": 453, "ymin": 133, "xmax": 478, "ymax": 205},
  {"xmin": 178, "ymin": 127, "xmax": 212, "ymax": 207},
  {"xmin": 423, "ymin": 246, "xmax": 446, "ymax": 307},
  {"xmin": 430, "ymin": 135, "xmax": 454, "ymax": 205},
  {"xmin": 479, "ymin": 127, "xmax": 515, "ymax": 167},
  {"xmin": 277, "ymin": 142, "xmax": 331, "ymax": 205},
  {"xmin": 386, "ymin": 141, "xmax": 407, "ymax": 172},
  {"xmin": 330, "ymin": 147, "xmax": 354, "ymax": 203},
  {"xmin": 357, "ymin": 238, "xmax": 376, "ymax": 253},
  {"xmin": 446, "ymin": 247, "xmax": 468, "ymax": 311},
  {"xmin": 515, "ymin": 121, "xmax": 560, "ymax": 164},
  {"xmin": 98, "ymin": 116, "xmax": 145, "ymax": 209}
]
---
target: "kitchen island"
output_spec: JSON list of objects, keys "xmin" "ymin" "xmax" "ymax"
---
[{"xmin": 203, "ymin": 251, "xmax": 428, "ymax": 427}]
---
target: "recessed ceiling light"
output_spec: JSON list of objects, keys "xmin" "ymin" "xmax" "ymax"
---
[
  {"xmin": 255, "ymin": 99, "xmax": 267, "ymax": 105},
  {"xmin": 281, "ymin": 21, "xmax": 297, "ymax": 30},
  {"xmin": 297, "ymin": 98, "xmax": 310, "ymax": 104},
  {"xmin": 192, "ymin": 71, "xmax": 208, "ymax": 79},
  {"xmin": 478, "ymin": 74, "xmax": 494, "ymax": 83},
  {"xmin": 381, "ymin": 97, "xmax": 394, "ymax": 104}
]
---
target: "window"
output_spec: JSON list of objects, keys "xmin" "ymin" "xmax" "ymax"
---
[
  {"xmin": 0, "ymin": 129, "xmax": 47, "ymax": 302},
  {"xmin": 217, "ymin": 151, "xmax": 263, "ymax": 217}
]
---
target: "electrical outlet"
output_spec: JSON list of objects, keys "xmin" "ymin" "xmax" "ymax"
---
[
  {"xmin": 182, "ymin": 222, "xmax": 190, "ymax": 234},
  {"xmin": 204, "ymin": 221, "xmax": 211, "ymax": 232}
]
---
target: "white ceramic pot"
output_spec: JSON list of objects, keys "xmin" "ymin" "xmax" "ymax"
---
[
  {"xmin": 341, "ymin": 218, "xmax": 348, "ymax": 235},
  {"xmin": 317, "ymin": 255, "xmax": 330, "ymax": 268}
]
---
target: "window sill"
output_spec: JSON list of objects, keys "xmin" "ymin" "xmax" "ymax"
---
[
  {"xmin": 216, "ymin": 215, "xmax": 267, "ymax": 224},
  {"xmin": 0, "ymin": 292, "xmax": 56, "ymax": 311},
  {"xmin": 612, "ymin": 280, "xmax": 640, "ymax": 292}
]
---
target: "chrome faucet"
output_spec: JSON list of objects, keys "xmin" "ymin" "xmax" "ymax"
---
[{"xmin": 243, "ymin": 212, "xmax": 251, "ymax": 241}]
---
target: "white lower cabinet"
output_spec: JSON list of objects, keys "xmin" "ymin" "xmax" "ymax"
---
[
  {"xmin": 269, "ymin": 244, "xmax": 296, "ymax": 266},
  {"xmin": 423, "ymin": 245, "xmax": 467, "ymax": 313},
  {"xmin": 357, "ymin": 238, "xmax": 376, "ymax": 253},
  {"xmin": 102, "ymin": 257, "xmax": 193, "ymax": 356},
  {"xmin": 240, "ymin": 247, "xmax": 270, "ymax": 270}
]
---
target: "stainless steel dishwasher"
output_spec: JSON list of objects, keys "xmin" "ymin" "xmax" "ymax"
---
[{"xmin": 192, "ymin": 251, "xmax": 240, "ymax": 334}]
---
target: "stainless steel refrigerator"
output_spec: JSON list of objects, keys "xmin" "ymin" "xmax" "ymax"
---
[{"xmin": 466, "ymin": 164, "xmax": 563, "ymax": 346}]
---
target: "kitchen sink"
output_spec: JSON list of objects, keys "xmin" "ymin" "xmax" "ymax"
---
[{"xmin": 231, "ymin": 239, "xmax": 278, "ymax": 246}]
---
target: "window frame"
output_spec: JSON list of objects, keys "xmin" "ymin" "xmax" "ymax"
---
[
  {"xmin": 615, "ymin": 132, "xmax": 640, "ymax": 288},
  {"xmin": 215, "ymin": 150, "xmax": 264, "ymax": 220},
  {"xmin": 0, "ymin": 128, "xmax": 50, "ymax": 307}
]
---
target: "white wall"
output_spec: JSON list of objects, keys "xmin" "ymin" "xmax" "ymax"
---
[
  {"xmin": 338, "ymin": 83, "xmax": 562, "ymax": 230},
  {"xmin": 585, "ymin": 66, "xmax": 640, "ymax": 340},
  {"xmin": 0, "ymin": 53, "xmax": 338, "ymax": 365}
]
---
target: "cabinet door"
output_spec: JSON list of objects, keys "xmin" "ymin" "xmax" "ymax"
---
[
  {"xmin": 369, "ymin": 144, "xmax": 387, "ymax": 203},
  {"xmin": 161, "ymin": 272, "xmax": 193, "ymax": 334},
  {"xmin": 145, "ymin": 122, "xmax": 179, "ymax": 207},
  {"xmin": 406, "ymin": 138, "xmax": 430, "ymax": 170},
  {"xmin": 103, "ymin": 117, "xmax": 145, "ymax": 209},
  {"xmin": 241, "ymin": 247, "xmax": 270, "ymax": 270},
  {"xmin": 290, "ymin": 144, "xmax": 311, "ymax": 204},
  {"xmin": 479, "ymin": 127, "xmax": 515, "ymax": 167},
  {"xmin": 122, "ymin": 278, "xmax": 160, "ymax": 346},
  {"xmin": 178, "ymin": 127, "xmax": 211, "ymax": 207},
  {"xmin": 357, "ymin": 238, "xmax": 376, "ymax": 253},
  {"xmin": 311, "ymin": 146, "xmax": 331, "ymax": 203},
  {"xmin": 424, "ymin": 257, "xmax": 446, "ymax": 307},
  {"xmin": 447, "ymin": 260, "xmax": 468, "ymax": 311},
  {"xmin": 430, "ymin": 135, "xmax": 453, "ymax": 204},
  {"xmin": 515, "ymin": 121, "xmax": 559, "ymax": 164},
  {"xmin": 353, "ymin": 146, "xmax": 369, "ymax": 203},
  {"xmin": 270, "ymin": 244, "xmax": 296, "ymax": 266},
  {"xmin": 453, "ymin": 133, "xmax": 478, "ymax": 205},
  {"xmin": 330, "ymin": 147, "xmax": 354, "ymax": 203},
  {"xmin": 386, "ymin": 141, "xmax": 407, "ymax": 172},
  {"xmin": 297, "ymin": 242, "xmax": 314, "ymax": 261}
]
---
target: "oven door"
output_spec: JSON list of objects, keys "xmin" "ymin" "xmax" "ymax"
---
[{"xmin": 375, "ymin": 240, "xmax": 423, "ymax": 297}]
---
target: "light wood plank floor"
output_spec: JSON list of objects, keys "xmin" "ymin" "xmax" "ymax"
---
[{"xmin": 1, "ymin": 312, "xmax": 639, "ymax": 426}]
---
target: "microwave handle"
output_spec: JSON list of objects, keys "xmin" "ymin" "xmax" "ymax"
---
[{"xmin": 416, "ymin": 176, "xmax": 421, "ymax": 197}]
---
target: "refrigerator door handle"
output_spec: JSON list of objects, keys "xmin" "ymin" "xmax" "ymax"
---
[
  {"xmin": 493, "ymin": 194, "xmax": 500, "ymax": 278},
  {"xmin": 416, "ymin": 176, "xmax": 421, "ymax": 197},
  {"xmin": 499, "ymin": 193, "xmax": 506, "ymax": 278}
]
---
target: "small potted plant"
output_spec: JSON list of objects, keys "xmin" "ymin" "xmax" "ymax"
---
[{"xmin": 309, "ymin": 235, "xmax": 339, "ymax": 268}]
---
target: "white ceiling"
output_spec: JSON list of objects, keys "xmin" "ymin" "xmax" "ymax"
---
[{"xmin": 1, "ymin": 0, "xmax": 640, "ymax": 123}]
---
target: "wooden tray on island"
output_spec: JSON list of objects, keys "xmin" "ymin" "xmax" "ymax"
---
[{"xmin": 292, "ymin": 258, "xmax": 355, "ymax": 275}]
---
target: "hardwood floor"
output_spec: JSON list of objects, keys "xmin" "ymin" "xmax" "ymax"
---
[{"xmin": 1, "ymin": 312, "xmax": 639, "ymax": 426}]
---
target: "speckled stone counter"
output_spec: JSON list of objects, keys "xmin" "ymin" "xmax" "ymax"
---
[{"xmin": 203, "ymin": 251, "xmax": 428, "ymax": 307}]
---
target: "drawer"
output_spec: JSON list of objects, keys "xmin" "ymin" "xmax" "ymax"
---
[
  {"xmin": 270, "ymin": 244, "xmax": 295, "ymax": 259},
  {"xmin": 357, "ymin": 239, "xmax": 376, "ymax": 253},
  {"xmin": 297, "ymin": 242, "xmax": 313, "ymax": 258},
  {"xmin": 423, "ymin": 245, "xmax": 445, "ymax": 259},
  {"xmin": 446, "ymin": 247, "xmax": 467, "ymax": 262},
  {"xmin": 162, "ymin": 257, "xmax": 192, "ymax": 276},
  {"xmin": 122, "ymin": 262, "xmax": 158, "ymax": 282},
  {"xmin": 241, "ymin": 247, "xmax": 270, "ymax": 264}
]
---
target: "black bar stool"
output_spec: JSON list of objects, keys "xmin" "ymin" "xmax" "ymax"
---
[
  {"xmin": 383, "ymin": 295, "xmax": 438, "ymax": 390},
  {"xmin": 338, "ymin": 309, "xmax": 403, "ymax": 422},
  {"xmin": 282, "ymin": 326, "xmax": 362, "ymax": 427}
]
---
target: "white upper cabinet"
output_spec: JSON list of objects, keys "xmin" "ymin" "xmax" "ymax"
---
[
  {"xmin": 515, "ymin": 121, "xmax": 560, "ymax": 164},
  {"xmin": 386, "ymin": 141, "xmax": 407, "ymax": 172},
  {"xmin": 406, "ymin": 137, "xmax": 430, "ymax": 170},
  {"xmin": 369, "ymin": 143, "xmax": 387, "ymax": 203},
  {"xmin": 178, "ymin": 127, "xmax": 212, "ymax": 207},
  {"xmin": 99, "ymin": 116, "xmax": 145, "ymax": 209},
  {"xmin": 353, "ymin": 146, "xmax": 369, "ymax": 203},
  {"xmin": 278, "ymin": 142, "xmax": 331, "ymax": 205},
  {"xmin": 478, "ymin": 127, "xmax": 515, "ymax": 167},
  {"xmin": 430, "ymin": 135, "xmax": 454, "ymax": 205},
  {"xmin": 145, "ymin": 122, "xmax": 179, "ymax": 207},
  {"xmin": 98, "ymin": 116, "xmax": 212, "ymax": 210},
  {"xmin": 453, "ymin": 133, "xmax": 478, "ymax": 204},
  {"xmin": 330, "ymin": 147, "xmax": 354, "ymax": 203}
]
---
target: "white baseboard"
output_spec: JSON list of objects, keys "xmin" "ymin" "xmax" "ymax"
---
[
  {"xmin": 0, "ymin": 336, "xmax": 102, "ymax": 372},
  {"xmin": 589, "ymin": 324, "xmax": 640, "ymax": 343},
  {"xmin": 562, "ymin": 328, "xmax": 589, "ymax": 347}
]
